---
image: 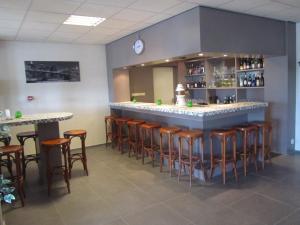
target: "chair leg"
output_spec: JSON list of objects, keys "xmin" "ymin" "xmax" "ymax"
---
[
  {"xmin": 15, "ymin": 151, "xmax": 25, "ymax": 207},
  {"xmin": 81, "ymin": 136, "xmax": 88, "ymax": 176},
  {"xmin": 63, "ymin": 145, "xmax": 71, "ymax": 194}
]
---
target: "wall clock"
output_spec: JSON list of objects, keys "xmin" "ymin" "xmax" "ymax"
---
[{"xmin": 133, "ymin": 39, "xmax": 144, "ymax": 55}]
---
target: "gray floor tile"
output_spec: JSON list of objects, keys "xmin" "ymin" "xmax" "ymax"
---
[
  {"xmin": 231, "ymin": 193, "xmax": 293, "ymax": 225},
  {"xmin": 275, "ymin": 208, "xmax": 300, "ymax": 225},
  {"xmin": 123, "ymin": 203, "xmax": 192, "ymax": 225}
]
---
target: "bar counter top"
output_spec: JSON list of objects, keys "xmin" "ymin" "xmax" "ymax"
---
[{"xmin": 110, "ymin": 101, "xmax": 268, "ymax": 119}]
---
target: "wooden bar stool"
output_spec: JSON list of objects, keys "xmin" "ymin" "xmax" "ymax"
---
[
  {"xmin": 105, "ymin": 115, "xmax": 117, "ymax": 148},
  {"xmin": 0, "ymin": 136, "xmax": 13, "ymax": 177},
  {"xmin": 127, "ymin": 120, "xmax": 145, "ymax": 159},
  {"xmin": 0, "ymin": 145, "xmax": 25, "ymax": 207},
  {"xmin": 115, "ymin": 117, "xmax": 131, "ymax": 154},
  {"xmin": 140, "ymin": 123, "xmax": 161, "ymax": 167},
  {"xmin": 42, "ymin": 138, "xmax": 71, "ymax": 196},
  {"xmin": 177, "ymin": 129, "xmax": 207, "ymax": 188},
  {"xmin": 210, "ymin": 129, "xmax": 238, "ymax": 184},
  {"xmin": 64, "ymin": 130, "xmax": 88, "ymax": 178},
  {"xmin": 16, "ymin": 131, "xmax": 39, "ymax": 178},
  {"xmin": 235, "ymin": 124, "xmax": 258, "ymax": 176},
  {"xmin": 252, "ymin": 121, "xmax": 272, "ymax": 170},
  {"xmin": 159, "ymin": 127, "xmax": 181, "ymax": 176}
]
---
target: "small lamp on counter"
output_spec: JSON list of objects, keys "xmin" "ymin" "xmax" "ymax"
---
[{"xmin": 175, "ymin": 83, "xmax": 186, "ymax": 107}]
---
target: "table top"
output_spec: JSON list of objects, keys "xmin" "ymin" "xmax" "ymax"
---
[{"xmin": 0, "ymin": 112, "xmax": 73, "ymax": 127}]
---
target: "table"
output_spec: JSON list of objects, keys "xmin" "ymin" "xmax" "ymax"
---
[{"xmin": 0, "ymin": 112, "xmax": 73, "ymax": 183}]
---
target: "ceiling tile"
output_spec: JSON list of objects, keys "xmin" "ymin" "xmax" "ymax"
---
[
  {"xmin": 273, "ymin": 0, "xmax": 300, "ymax": 8},
  {"xmin": 0, "ymin": 19, "xmax": 21, "ymax": 29},
  {"xmin": 164, "ymin": 2, "xmax": 198, "ymax": 15},
  {"xmin": 144, "ymin": 14, "xmax": 173, "ymax": 25},
  {"xmin": 0, "ymin": 8, "xmax": 26, "ymax": 21},
  {"xmin": 98, "ymin": 18, "xmax": 137, "ymax": 29},
  {"xmin": 48, "ymin": 32, "xmax": 82, "ymax": 42},
  {"xmin": 86, "ymin": 0, "xmax": 136, "ymax": 7},
  {"xmin": 111, "ymin": 9, "xmax": 156, "ymax": 22},
  {"xmin": 218, "ymin": 0, "xmax": 270, "ymax": 12},
  {"xmin": 184, "ymin": 0, "xmax": 233, "ymax": 7},
  {"xmin": 25, "ymin": 11, "xmax": 69, "ymax": 23},
  {"xmin": 246, "ymin": 1, "xmax": 293, "ymax": 17},
  {"xmin": 17, "ymin": 29, "xmax": 51, "ymax": 41},
  {"xmin": 128, "ymin": 0, "xmax": 182, "ymax": 13},
  {"xmin": 75, "ymin": 3, "xmax": 122, "ymax": 18},
  {"xmin": 21, "ymin": 22, "xmax": 60, "ymax": 32},
  {"xmin": 56, "ymin": 24, "xmax": 91, "ymax": 34},
  {"xmin": 0, "ymin": 0, "xmax": 31, "ymax": 10},
  {"xmin": 75, "ymin": 33, "xmax": 111, "ymax": 44},
  {"xmin": 0, "ymin": 27, "xmax": 18, "ymax": 38},
  {"xmin": 89, "ymin": 26, "xmax": 120, "ymax": 35},
  {"xmin": 30, "ymin": 0, "xmax": 81, "ymax": 14}
]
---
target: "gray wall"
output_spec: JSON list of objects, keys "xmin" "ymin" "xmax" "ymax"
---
[
  {"xmin": 129, "ymin": 67, "xmax": 154, "ymax": 102},
  {"xmin": 199, "ymin": 7, "xmax": 286, "ymax": 55}
]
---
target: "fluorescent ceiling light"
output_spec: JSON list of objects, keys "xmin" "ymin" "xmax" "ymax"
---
[{"xmin": 63, "ymin": 15, "xmax": 106, "ymax": 26}]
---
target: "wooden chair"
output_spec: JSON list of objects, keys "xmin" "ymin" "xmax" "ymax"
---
[
  {"xmin": 235, "ymin": 124, "xmax": 258, "ymax": 176},
  {"xmin": 177, "ymin": 129, "xmax": 207, "ymax": 188},
  {"xmin": 16, "ymin": 131, "xmax": 39, "ymax": 178},
  {"xmin": 252, "ymin": 121, "xmax": 272, "ymax": 170},
  {"xmin": 210, "ymin": 129, "xmax": 238, "ymax": 184},
  {"xmin": 64, "ymin": 130, "xmax": 88, "ymax": 178},
  {"xmin": 42, "ymin": 138, "xmax": 71, "ymax": 196},
  {"xmin": 127, "ymin": 120, "xmax": 145, "ymax": 159},
  {"xmin": 140, "ymin": 123, "xmax": 161, "ymax": 167},
  {"xmin": 159, "ymin": 127, "xmax": 181, "ymax": 176},
  {"xmin": 105, "ymin": 116, "xmax": 117, "ymax": 148},
  {"xmin": 115, "ymin": 118, "xmax": 131, "ymax": 154}
]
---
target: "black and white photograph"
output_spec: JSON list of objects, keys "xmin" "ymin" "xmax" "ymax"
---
[{"xmin": 24, "ymin": 61, "xmax": 80, "ymax": 83}]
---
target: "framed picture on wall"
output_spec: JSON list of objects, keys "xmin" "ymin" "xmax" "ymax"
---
[{"xmin": 24, "ymin": 61, "xmax": 80, "ymax": 83}]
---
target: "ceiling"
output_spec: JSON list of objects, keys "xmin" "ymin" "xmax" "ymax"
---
[{"xmin": 0, "ymin": 0, "xmax": 299, "ymax": 45}]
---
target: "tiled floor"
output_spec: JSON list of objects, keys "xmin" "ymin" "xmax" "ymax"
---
[{"xmin": 3, "ymin": 145, "xmax": 300, "ymax": 225}]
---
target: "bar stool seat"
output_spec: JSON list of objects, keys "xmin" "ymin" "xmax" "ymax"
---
[
  {"xmin": 159, "ymin": 127, "xmax": 181, "ymax": 176},
  {"xmin": 127, "ymin": 120, "xmax": 145, "ymax": 159},
  {"xmin": 42, "ymin": 138, "xmax": 71, "ymax": 196},
  {"xmin": 210, "ymin": 128, "xmax": 238, "ymax": 184},
  {"xmin": 64, "ymin": 130, "xmax": 88, "ymax": 178},
  {"xmin": 141, "ymin": 123, "xmax": 161, "ymax": 167},
  {"xmin": 177, "ymin": 129, "xmax": 207, "ymax": 188},
  {"xmin": 0, "ymin": 145, "xmax": 25, "ymax": 206},
  {"xmin": 115, "ymin": 117, "xmax": 132, "ymax": 154},
  {"xmin": 251, "ymin": 121, "xmax": 272, "ymax": 169},
  {"xmin": 16, "ymin": 131, "xmax": 39, "ymax": 178}
]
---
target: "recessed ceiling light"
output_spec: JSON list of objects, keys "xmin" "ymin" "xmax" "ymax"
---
[
  {"xmin": 198, "ymin": 53, "xmax": 204, "ymax": 56},
  {"xmin": 165, "ymin": 59, "xmax": 170, "ymax": 62},
  {"xmin": 141, "ymin": 64, "xmax": 145, "ymax": 66},
  {"xmin": 123, "ymin": 67, "xmax": 127, "ymax": 69},
  {"xmin": 63, "ymin": 15, "xmax": 106, "ymax": 26},
  {"xmin": 223, "ymin": 54, "xmax": 228, "ymax": 57}
]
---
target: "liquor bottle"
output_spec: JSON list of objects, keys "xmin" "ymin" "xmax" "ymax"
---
[
  {"xmin": 255, "ymin": 73, "xmax": 260, "ymax": 87},
  {"xmin": 243, "ymin": 74, "xmax": 247, "ymax": 87},
  {"xmin": 243, "ymin": 59, "xmax": 247, "ymax": 70},
  {"xmin": 239, "ymin": 75, "xmax": 243, "ymax": 87},
  {"xmin": 251, "ymin": 58, "xmax": 255, "ymax": 69},
  {"xmin": 261, "ymin": 58, "xmax": 264, "ymax": 68},
  {"xmin": 257, "ymin": 59, "xmax": 261, "ymax": 68},
  {"xmin": 200, "ymin": 64, "xmax": 205, "ymax": 74},
  {"xmin": 240, "ymin": 59, "xmax": 244, "ymax": 70},
  {"xmin": 260, "ymin": 73, "xmax": 264, "ymax": 86},
  {"xmin": 246, "ymin": 58, "xmax": 250, "ymax": 70},
  {"xmin": 186, "ymin": 82, "xmax": 190, "ymax": 89},
  {"xmin": 188, "ymin": 64, "xmax": 193, "ymax": 75},
  {"xmin": 194, "ymin": 81, "xmax": 198, "ymax": 88},
  {"xmin": 252, "ymin": 74, "xmax": 256, "ymax": 87},
  {"xmin": 247, "ymin": 75, "xmax": 252, "ymax": 87}
]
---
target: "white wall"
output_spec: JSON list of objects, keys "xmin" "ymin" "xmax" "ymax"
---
[
  {"xmin": 0, "ymin": 41, "xmax": 109, "ymax": 153},
  {"xmin": 295, "ymin": 23, "xmax": 300, "ymax": 150}
]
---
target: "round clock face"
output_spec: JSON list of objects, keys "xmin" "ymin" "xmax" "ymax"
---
[{"xmin": 133, "ymin": 39, "xmax": 144, "ymax": 55}]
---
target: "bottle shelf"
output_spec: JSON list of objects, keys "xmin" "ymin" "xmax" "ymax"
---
[
  {"xmin": 207, "ymin": 87, "xmax": 237, "ymax": 90},
  {"xmin": 185, "ymin": 74, "xmax": 205, "ymax": 77},
  {"xmin": 237, "ymin": 86, "xmax": 265, "ymax": 89},
  {"xmin": 236, "ymin": 68, "xmax": 264, "ymax": 73}
]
